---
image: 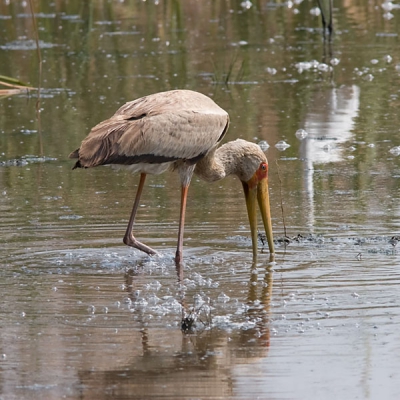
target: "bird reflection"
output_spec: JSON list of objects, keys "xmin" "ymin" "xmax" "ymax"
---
[
  {"xmin": 245, "ymin": 261, "xmax": 274, "ymax": 348},
  {"xmin": 78, "ymin": 261, "xmax": 275, "ymax": 399}
]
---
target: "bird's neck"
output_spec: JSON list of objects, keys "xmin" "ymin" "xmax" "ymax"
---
[{"xmin": 194, "ymin": 141, "xmax": 240, "ymax": 183}]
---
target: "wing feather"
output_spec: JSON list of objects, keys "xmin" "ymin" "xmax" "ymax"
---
[{"xmin": 70, "ymin": 90, "xmax": 229, "ymax": 169}]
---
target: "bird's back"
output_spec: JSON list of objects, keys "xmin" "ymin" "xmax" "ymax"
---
[{"xmin": 70, "ymin": 90, "xmax": 229, "ymax": 170}]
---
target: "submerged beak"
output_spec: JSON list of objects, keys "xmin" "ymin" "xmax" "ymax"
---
[{"xmin": 242, "ymin": 176, "xmax": 275, "ymax": 258}]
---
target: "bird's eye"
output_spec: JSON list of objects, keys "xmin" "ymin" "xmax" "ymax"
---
[{"xmin": 260, "ymin": 163, "xmax": 267, "ymax": 171}]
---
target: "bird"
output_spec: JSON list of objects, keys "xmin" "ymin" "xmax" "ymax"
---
[{"xmin": 69, "ymin": 89, "xmax": 275, "ymax": 266}]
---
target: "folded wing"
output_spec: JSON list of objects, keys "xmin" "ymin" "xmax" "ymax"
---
[{"xmin": 69, "ymin": 90, "xmax": 229, "ymax": 169}]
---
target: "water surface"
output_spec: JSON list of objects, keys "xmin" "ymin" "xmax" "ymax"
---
[{"xmin": 1, "ymin": 1, "xmax": 400, "ymax": 399}]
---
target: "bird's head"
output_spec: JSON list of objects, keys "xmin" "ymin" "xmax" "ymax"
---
[{"xmin": 233, "ymin": 140, "xmax": 275, "ymax": 257}]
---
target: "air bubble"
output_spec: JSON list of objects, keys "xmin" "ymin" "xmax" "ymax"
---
[
  {"xmin": 275, "ymin": 140, "xmax": 291, "ymax": 151},
  {"xmin": 384, "ymin": 54, "xmax": 392, "ymax": 63},
  {"xmin": 258, "ymin": 140, "xmax": 270, "ymax": 151},
  {"xmin": 240, "ymin": 0, "xmax": 252, "ymax": 9},
  {"xmin": 218, "ymin": 292, "xmax": 230, "ymax": 303},
  {"xmin": 317, "ymin": 63, "xmax": 330, "ymax": 72},
  {"xmin": 295, "ymin": 129, "xmax": 308, "ymax": 140},
  {"xmin": 381, "ymin": 2, "xmax": 393, "ymax": 11},
  {"xmin": 383, "ymin": 12, "xmax": 394, "ymax": 20},
  {"xmin": 310, "ymin": 7, "xmax": 321, "ymax": 16},
  {"xmin": 389, "ymin": 146, "xmax": 400, "ymax": 156},
  {"xmin": 148, "ymin": 294, "xmax": 161, "ymax": 305},
  {"xmin": 322, "ymin": 144, "xmax": 332, "ymax": 153},
  {"xmin": 134, "ymin": 297, "xmax": 148, "ymax": 307}
]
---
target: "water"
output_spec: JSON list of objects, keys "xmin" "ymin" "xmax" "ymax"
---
[{"xmin": 1, "ymin": 1, "xmax": 400, "ymax": 399}]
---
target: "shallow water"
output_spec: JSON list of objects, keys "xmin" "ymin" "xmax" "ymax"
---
[{"xmin": 1, "ymin": 1, "xmax": 400, "ymax": 399}]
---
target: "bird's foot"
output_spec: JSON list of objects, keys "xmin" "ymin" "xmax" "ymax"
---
[{"xmin": 123, "ymin": 234, "xmax": 159, "ymax": 256}]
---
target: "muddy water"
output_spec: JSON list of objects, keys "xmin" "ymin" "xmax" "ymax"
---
[{"xmin": 1, "ymin": 1, "xmax": 400, "ymax": 399}]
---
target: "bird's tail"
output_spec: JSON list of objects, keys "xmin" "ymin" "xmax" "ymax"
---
[
  {"xmin": 69, "ymin": 149, "xmax": 79, "ymax": 159},
  {"xmin": 69, "ymin": 149, "xmax": 82, "ymax": 169}
]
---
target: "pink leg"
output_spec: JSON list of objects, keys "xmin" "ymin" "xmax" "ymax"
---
[
  {"xmin": 175, "ymin": 184, "xmax": 189, "ymax": 268},
  {"xmin": 123, "ymin": 173, "xmax": 158, "ymax": 256}
]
